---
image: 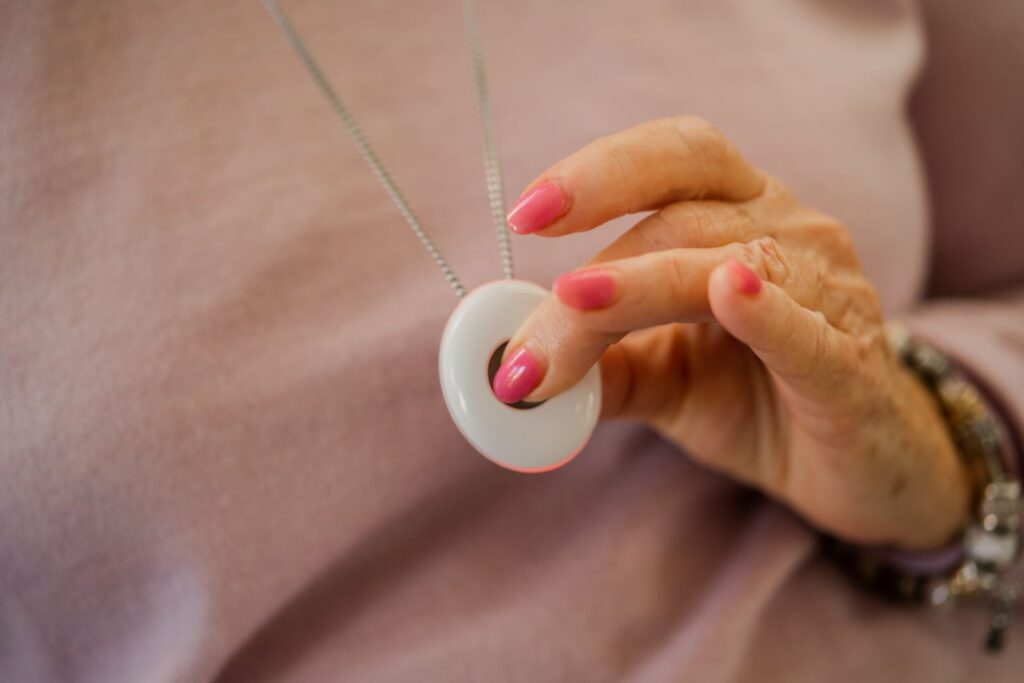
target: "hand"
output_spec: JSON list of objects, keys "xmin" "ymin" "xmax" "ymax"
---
[{"xmin": 494, "ymin": 117, "xmax": 970, "ymax": 550}]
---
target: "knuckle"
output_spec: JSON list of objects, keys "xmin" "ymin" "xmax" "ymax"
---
[
  {"xmin": 759, "ymin": 173, "xmax": 791, "ymax": 200},
  {"xmin": 743, "ymin": 236, "xmax": 792, "ymax": 286},
  {"xmin": 670, "ymin": 115, "xmax": 717, "ymax": 139},
  {"xmin": 733, "ymin": 241, "xmax": 760, "ymax": 272},
  {"xmin": 831, "ymin": 289, "xmax": 859, "ymax": 332},
  {"xmin": 667, "ymin": 118, "xmax": 728, "ymax": 196},
  {"xmin": 813, "ymin": 257, "xmax": 832, "ymax": 291},
  {"xmin": 850, "ymin": 326, "xmax": 888, "ymax": 366},
  {"xmin": 818, "ymin": 216, "xmax": 860, "ymax": 264},
  {"xmin": 697, "ymin": 131, "xmax": 729, "ymax": 168},
  {"xmin": 851, "ymin": 283, "xmax": 884, "ymax": 330},
  {"xmin": 810, "ymin": 263, "xmax": 841, "ymax": 317},
  {"xmin": 832, "ymin": 276, "xmax": 883, "ymax": 334},
  {"xmin": 786, "ymin": 208, "xmax": 861, "ymax": 270},
  {"xmin": 828, "ymin": 221, "xmax": 857, "ymax": 255}
]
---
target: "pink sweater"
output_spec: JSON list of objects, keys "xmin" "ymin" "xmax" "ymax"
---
[{"xmin": 1, "ymin": 1, "xmax": 1022, "ymax": 680}]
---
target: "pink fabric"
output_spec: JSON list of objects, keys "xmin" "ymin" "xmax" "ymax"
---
[{"xmin": 1, "ymin": 1, "xmax": 1022, "ymax": 681}]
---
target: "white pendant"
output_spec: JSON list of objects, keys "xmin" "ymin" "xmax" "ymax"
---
[{"xmin": 438, "ymin": 279, "xmax": 602, "ymax": 472}]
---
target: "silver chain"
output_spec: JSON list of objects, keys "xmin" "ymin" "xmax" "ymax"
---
[
  {"xmin": 461, "ymin": 0, "xmax": 513, "ymax": 281},
  {"xmin": 262, "ymin": 0, "xmax": 514, "ymax": 299}
]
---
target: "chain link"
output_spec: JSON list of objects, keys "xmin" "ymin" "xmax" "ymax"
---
[{"xmin": 262, "ymin": 0, "xmax": 514, "ymax": 298}]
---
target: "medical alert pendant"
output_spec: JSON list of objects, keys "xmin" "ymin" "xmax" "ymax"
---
[
  {"xmin": 439, "ymin": 280, "xmax": 601, "ymax": 472},
  {"xmin": 266, "ymin": 4, "xmax": 596, "ymax": 470}
]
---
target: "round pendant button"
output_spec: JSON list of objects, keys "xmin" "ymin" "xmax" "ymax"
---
[{"xmin": 439, "ymin": 280, "xmax": 601, "ymax": 472}]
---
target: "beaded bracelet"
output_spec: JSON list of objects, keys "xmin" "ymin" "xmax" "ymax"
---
[{"xmin": 823, "ymin": 324, "xmax": 1022, "ymax": 653}]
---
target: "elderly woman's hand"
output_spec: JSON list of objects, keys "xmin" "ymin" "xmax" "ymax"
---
[{"xmin": 494, "ymin": 117, "xmax": 970, "ymax": 550}]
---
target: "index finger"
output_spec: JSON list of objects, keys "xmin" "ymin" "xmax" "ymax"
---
[{"xmin": 507, "ymin": 117, "xmax": 765, "ymax": 238}]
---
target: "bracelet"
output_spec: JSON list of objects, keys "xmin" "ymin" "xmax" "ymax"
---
[{"xmin": 823, "ymin": 324, "xmax": 1022, "ymax": 653}]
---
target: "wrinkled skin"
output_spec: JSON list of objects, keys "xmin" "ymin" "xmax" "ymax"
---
[{"xmin": 501, "ymin": 117, "xmax": 969, "ymax": 550}]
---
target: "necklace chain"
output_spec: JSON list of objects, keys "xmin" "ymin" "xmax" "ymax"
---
[
  {"xmin": 461, "ymin": 0, "xmax": 514, "ymax": 283},
  {"xmin": 262, "ymin": 0, "xmax": 513, "ymax": 299}
]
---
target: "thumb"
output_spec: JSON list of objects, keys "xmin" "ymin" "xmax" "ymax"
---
[{"xmin": 707, "ymin": 259, "xmax": 855, "ymax": 404}]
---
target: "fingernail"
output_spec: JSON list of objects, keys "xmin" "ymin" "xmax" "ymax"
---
[
  {"xmin": 506, "ymin": 182, "xmax": 565, "ymax": 234},
  {"xmin": 553, "ymin": 268, "xmax": 616, "ymax": 310},
  {"xmin": 726, "ymin": 259, "xmax": 762, "ymax": 295},
  {"xmin": 492, "ymin": 346, "xmax": 542, "ymax": 404}
]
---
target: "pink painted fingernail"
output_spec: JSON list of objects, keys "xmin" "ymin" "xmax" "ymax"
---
[
  {"xmin": 726, "ymin": 259, "xmax": 762, "ymax": 295},
  {"xmin": 553, "ymin": 269, "xmax": 616, "ymax": 310},
  {"xmin": 492, "ymin": 346, "xmax": 542, "ymax": 404},
  {"xmin": 506, "ymin": 182, "xmax": 566, "ymax": 234}
]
